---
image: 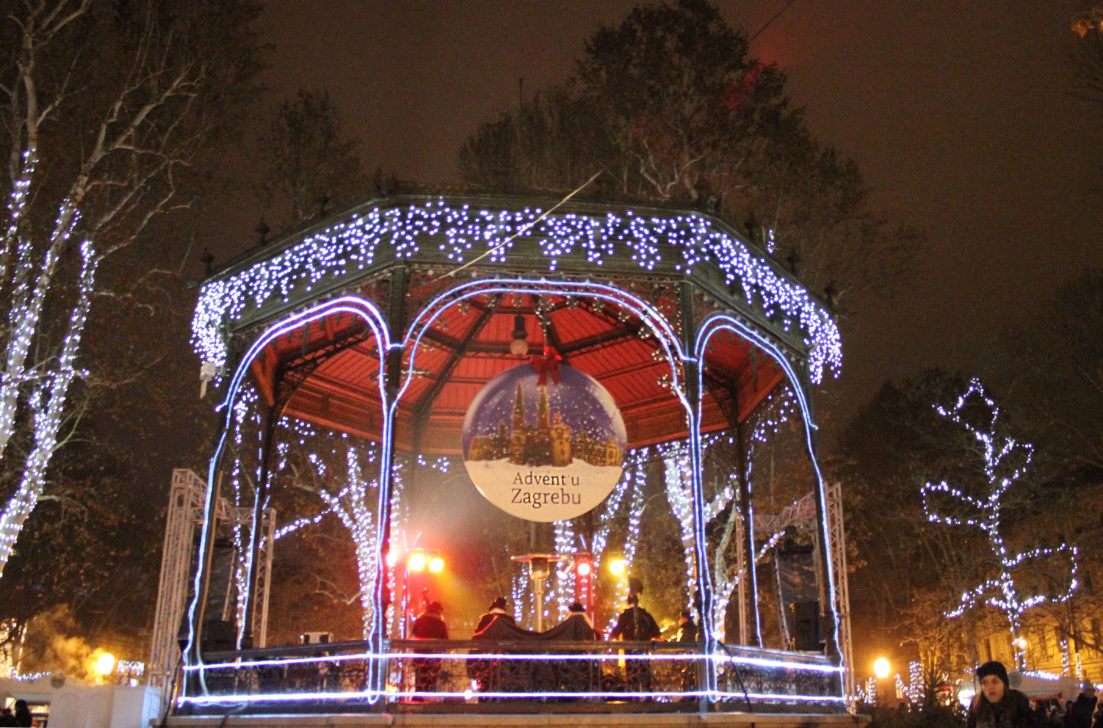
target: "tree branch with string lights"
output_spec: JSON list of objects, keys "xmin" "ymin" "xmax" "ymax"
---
[{"xmin": 921, "ymin": 378, "xmax": 1079, "ymax": 669}]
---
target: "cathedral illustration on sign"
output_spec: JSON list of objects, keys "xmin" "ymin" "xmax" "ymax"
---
[{"xmin": 467, "ymin": 382, "xmax": 623, "ymax": 468}]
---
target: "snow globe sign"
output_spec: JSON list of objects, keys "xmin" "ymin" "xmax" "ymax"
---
[{"xmin": 461, "ymin": 352, "xmax": 627, "ymax": 522}]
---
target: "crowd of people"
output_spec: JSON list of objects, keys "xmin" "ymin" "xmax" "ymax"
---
[
  {"xmin": 406, "ymin": 591, "xmax": 699, "ymax": 698},
  {"xmin": 1036, "ymin": 679, "xmax": 1101, "ymax": 728}
]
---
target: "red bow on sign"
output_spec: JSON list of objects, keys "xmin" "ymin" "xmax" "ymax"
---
[{"xmin": 530, "ymin": 347, "xmax": 562, "ymax": 386}]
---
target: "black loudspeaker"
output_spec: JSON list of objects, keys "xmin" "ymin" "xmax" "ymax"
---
[
  {"xmin": 791, "ymin": 601, "xmax": 821, "ymax": 651},
  {"xmin": 202, "ymin": 619, "xmax": 236, "ymax": 653}
]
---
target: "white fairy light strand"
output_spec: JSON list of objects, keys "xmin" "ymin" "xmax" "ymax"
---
[
  {"xmin": 0, "ymin": 236, "xmax": 98, "ymax": 576},
  {"xmin": 192, "ymin": 200, "xmax": 841, "ymax": 383}
]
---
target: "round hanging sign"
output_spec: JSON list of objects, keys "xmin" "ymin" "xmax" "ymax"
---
[{"xmin": 461, "ymin": 352, "xmax": 627, "ymax": 522}]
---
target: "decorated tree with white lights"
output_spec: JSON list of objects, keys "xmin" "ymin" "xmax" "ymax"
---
[
  {"xmin": 254, "ymin": 418, "xmax": 392, "ymax": 641},
  {"xmin": 281, "ymin": 435, "xmax": 384, "ymax": 639},
  {"xmin": 922, "ymin": 378, "xmax": 1079, "ymax": 666},
  {"xmin": 0, "ymin": 0, "xmax": 261, "ymax": 579}
]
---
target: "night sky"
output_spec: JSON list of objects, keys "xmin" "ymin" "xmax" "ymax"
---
[{"xmin": 244, "ymin": 0, "xmax": 1103, "ymax": 421}]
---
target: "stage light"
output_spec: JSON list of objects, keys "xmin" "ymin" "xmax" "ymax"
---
[
  {"xmin": 573, "ymin": 552, "xmax": 594, "ymax": 611},
  {"xmin": 408, "ymin": 552, "xmax": 427, "ymax": 572},
  {"xmin": 608, "ymin": 558, "xmax": 626, "ymax": 576},
  {"xmin": 428, "ymin": 555, "xmax": 444, "ymax": 573}
]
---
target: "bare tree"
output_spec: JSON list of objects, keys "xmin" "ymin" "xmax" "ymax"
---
[
  {"xmin": 255, "ymin": 89, "xmax": 366, "ymax": 230},
  {"xmin": 0, "ymin": 0, "xmax": 262, "ymax": 579}
]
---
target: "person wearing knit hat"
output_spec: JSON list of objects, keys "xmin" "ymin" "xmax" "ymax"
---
[
  {"xmin": 977, "ymin": 661, "xmax": 1009, "ymax": 690},
  {"xmin": 967, "ymin": 660, "xmax": 1035, "ymax": 728}
]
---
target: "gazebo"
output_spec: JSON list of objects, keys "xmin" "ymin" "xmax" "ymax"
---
[{"xmin": 168, "ymin": 192, "xmax": 853, "ymax": 722}]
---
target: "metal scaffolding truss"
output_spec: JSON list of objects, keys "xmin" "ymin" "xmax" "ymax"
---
[
  {"xmin": 826, "ymin": 482, "xmax": 855, "ymax": 704},
  {"xmin": 148, "ymin": 469, "xmax": 275, "ymax": 697}
]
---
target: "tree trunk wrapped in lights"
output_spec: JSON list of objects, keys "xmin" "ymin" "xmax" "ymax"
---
[{"xmin": 0, "ymin": 0, "xmax": 262, "ymax": 579}]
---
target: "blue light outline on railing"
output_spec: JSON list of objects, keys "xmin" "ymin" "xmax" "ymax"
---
[
  {"xmin": 177, "ymin": 646, "xmax": 846, "ymax": 709},
  {"xmin": 178, "ymin": 689, "xmax": 847, "ymax": 707},
  {"xmin": 184, "ymin": 650, "xmax": 842, "ymax": 672},
  {"xmin": 179, "ymin": 691, "xmax": 847, "ymax": 708}
]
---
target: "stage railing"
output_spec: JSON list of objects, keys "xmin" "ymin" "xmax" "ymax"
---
[{"xmin": 176, "ymin": 639, "xmax": 845, "ymax": 715}]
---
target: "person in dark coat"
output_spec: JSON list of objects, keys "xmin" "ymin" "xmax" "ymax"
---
[
  {"xmin": 544, "ymin": 602, "xmax": 602, "ymax": 694},
  {"xmin": 11, "ymin": 701, "xmax": 30, "ymax": 728},
  {"xmin": 469, "ymin": 596, "xmax": 519, "ymax": 694},
  {"xmin": 676, "ymin": 610, "xmax": 698, "ymax": 643},
  {"xmin": 410, "ymin": 601, "xmax": 448, "ymax": 697},
  {"xmin": 474, "ymin": 596, "xmax": 512, "ymax": 634},
  {"xmin": 676, "ymin": 610, "xmax": 699, "ymax": 693},
  {"xmin": 610, "ymin": 593, "xmax": 661, "ymax": 642},
  {"xmin": 1091, "ymin": 700, "xmax": 1103, "ymax": 728},
  {"xmin": 967, "ymin": 660, "xmax": 1037, "ymax": 728},
  {"xmin": 609, "ymin": 593, "xmax": 662, "ymax": 695},
  {"xmin": 546, "ymin": 601, "xmax": 601, "ymax": 641},
  {"xmin": 471, "ymin": 602, "xmax": 539, "ymax": 696},
  {"xmin": 1068, "ymin": 683, "xmax": 1098, "ymax": 728}
]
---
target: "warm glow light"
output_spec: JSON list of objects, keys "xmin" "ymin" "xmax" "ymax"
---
[
  {"xmin": 509, "ymin": 315, "xmax": 529, "ymax": 356},
  {"xmin": 428, "ymin": 556, "xmax": 444, "ymax": 573},
  {"xmin": 576, "ymin": 561, "xmax": 592, "ymax": 577},
  {"xmin": 407, "ymin": 552, "xmax": 427, "ymax": 572},
  {"xmin": 608, "ymin": 558, "xmax": 625, "ymax": 576},
  {"xmin": 873, "ymin": 657, "xmax": 891, "ymax": 680},
  {"xmin": 95, "ymin": 652, "xmax": 116, "ymax": 677}
]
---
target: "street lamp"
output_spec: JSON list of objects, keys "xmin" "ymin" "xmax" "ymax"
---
[
  {"xmin": 1016, "ymin": 637, "xmax": 1028, "ymax": 669},
  {"xmin": 873, "ymin": 657, "xmax": 891, "ymax": 680},
  {"xmin": 608, "ymin": 558, "xmax": 626, "ymax": 576},
  {"xmin": 94, "ymin": 652, "xmax": 116, "ymax": 683}
]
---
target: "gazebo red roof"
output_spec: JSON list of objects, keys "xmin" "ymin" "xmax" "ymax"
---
[{"xmin": 249, "ymin": 293, "xmax": 783, "ymax": 454}]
